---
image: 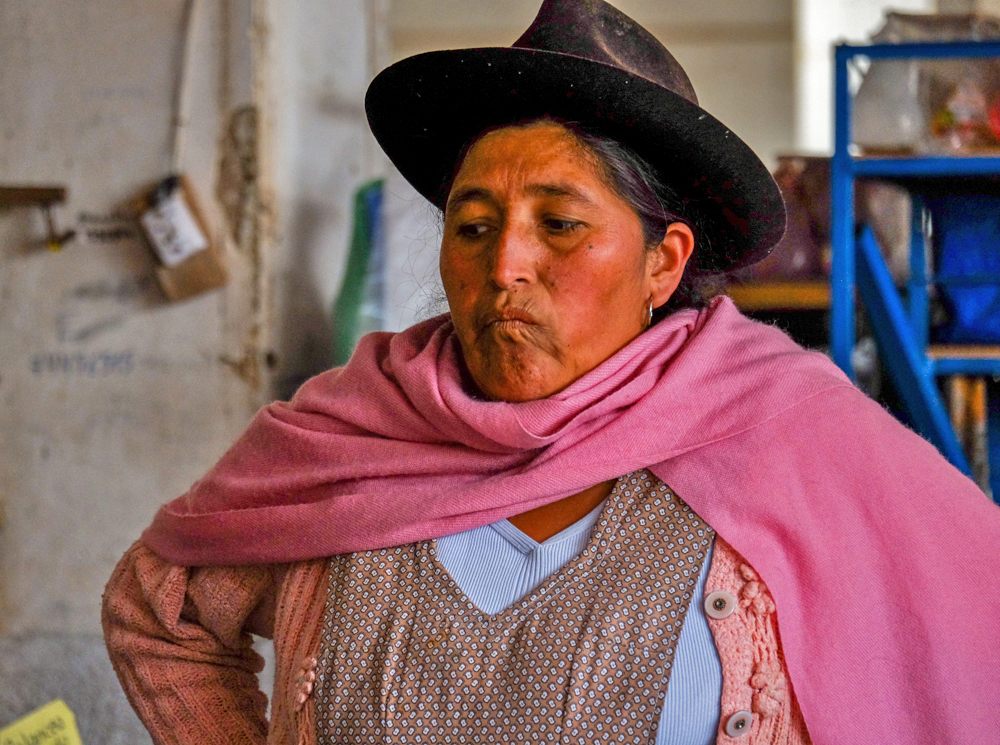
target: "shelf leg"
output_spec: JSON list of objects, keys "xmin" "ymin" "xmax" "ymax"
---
[
  {"xmin": 856, "ymin": 225, "xmax": 970, "ymax": 475},
  {"xmin": 831, "ymin": 45, "xmax": 855, "ymax": 380},
  {"xmin": 908, "ymin": 195, "xmax": 929, "ymax": 350}
]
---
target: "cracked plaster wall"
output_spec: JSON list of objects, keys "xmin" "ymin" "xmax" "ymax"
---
[
  {"xmin": 0, "ymin": 0, "xmax": 267, "ymax": 737},
  {"xmin": 1, "ymin": 0, "xmax": 380, "ymax": 735}
]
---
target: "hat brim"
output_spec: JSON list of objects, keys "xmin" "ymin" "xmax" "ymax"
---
[{"xmin": 366, "ymin": 47, "xmax": 785, "ymax": 271}]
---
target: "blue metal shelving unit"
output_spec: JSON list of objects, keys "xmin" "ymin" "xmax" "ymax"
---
[{"xmin": 832, "ymin": 41, "xmax": 1000, "ymax": 492}]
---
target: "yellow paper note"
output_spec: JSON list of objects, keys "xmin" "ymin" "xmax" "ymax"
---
[{"xmin": 0, "ymin": 700, "xmax": 82, "ymax": 745}]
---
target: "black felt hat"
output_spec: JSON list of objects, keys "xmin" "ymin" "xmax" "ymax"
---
[{"xmin": 365, "ymin": 0, "xmax": 785, "ymax": 271}]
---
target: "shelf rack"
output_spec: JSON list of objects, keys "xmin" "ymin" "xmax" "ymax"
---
[{"xmin": 832, "ymin": 40, "xmax": 1000, "ymax": 492}]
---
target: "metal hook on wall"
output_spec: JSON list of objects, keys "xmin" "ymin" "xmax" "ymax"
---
[{"xmin": 0, "ymin": 185, "xmax": 76, "ymax": 251}]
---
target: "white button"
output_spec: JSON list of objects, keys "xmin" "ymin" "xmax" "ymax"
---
[
  {"xmin": 705, "ymin": 590, "xmax": 736, "ymax": 619},
  {"xmin": 725, "ymin": 711, "xmax": 753, "ymax": 737}
]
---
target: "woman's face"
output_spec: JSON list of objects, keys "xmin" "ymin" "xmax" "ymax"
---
[{"xmin": 440, "ymin": 120, "xmax": 693, "ymax": 402}]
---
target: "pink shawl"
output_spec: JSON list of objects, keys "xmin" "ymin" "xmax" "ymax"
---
[{"xmin": 143, "ymin": 297, "xmax": 1000, "ymax": 743}]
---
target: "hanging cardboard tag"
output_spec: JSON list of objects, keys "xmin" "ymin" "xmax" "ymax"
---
[
  {"xmin": 138, "ymin": 174, "xmax": 227, "ymax": 301},
  {"xmin": 140, "ymin": 185, "xmax": 207, "ymax": 266}
]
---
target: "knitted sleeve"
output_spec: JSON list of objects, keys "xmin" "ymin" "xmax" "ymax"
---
[{"xmin": 101, "ymin": 541, "xmax": 276, "ymax": 745}]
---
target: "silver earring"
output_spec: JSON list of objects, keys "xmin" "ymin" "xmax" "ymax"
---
[{"xmin": 647, "ymin": 299, "xmax": 654, "ymax": 326}]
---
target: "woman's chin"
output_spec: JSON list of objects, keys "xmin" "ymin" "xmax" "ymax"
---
[{"xmin": 467, "ymin": 353, "xmax": 567, "ymax": 403}]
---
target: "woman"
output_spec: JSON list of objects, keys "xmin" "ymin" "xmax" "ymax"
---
[{"xmin": 104, "ymin": 1, "xmax": 1000, "ymax": 743}]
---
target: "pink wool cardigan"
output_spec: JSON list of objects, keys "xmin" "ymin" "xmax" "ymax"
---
[
  {"xmin": 102, "ymin": 535, "xmax": 808, "ymax": 745},
  {"xmin": 134, "ymin": 297, "xmax": 1000, "ymax": 742}
]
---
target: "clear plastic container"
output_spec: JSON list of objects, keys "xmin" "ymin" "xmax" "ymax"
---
[{"xmin": 852, "ymin": 12, "xmax": 1000, "ymax": 155}]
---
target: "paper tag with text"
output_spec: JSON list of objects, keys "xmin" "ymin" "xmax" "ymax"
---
[
  {"xmin": 140, "ymin": 189, "xmax": 208, "ymax": 267},
  {"xmin": 0, "ymin": 700, "xmax": 83, "ymax": 745}
]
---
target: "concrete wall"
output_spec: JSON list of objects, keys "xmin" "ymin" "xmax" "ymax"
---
[
  {"xmin": 0, "ymin": 0, "xmax": 379, "ymax": 735},
  {"xmin": 264, "ymin": 0, "xmax": 390, "ymax": 395},
  {"xmin": 388, "ymin": 0, "xmax": 795, "ymax": 169},
  {"xmin": 0, "ymin": 1, "xmax": 263, "ymax": 737},
  {"xmin": 0, "ymin": 0, "xmax": 263, "ymax": 631}
]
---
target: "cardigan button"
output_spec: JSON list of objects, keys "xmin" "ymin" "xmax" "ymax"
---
[
  {"xmin": 725, "ymin": 711, "xmax": 753, "ymax": 737},
  {"xmin": 294, "ymin": 656, "xmax": 319, "ymax": 712},
  {"xmin": 705, "ymin": 590, "xmax": 736, "ymax": 619}
]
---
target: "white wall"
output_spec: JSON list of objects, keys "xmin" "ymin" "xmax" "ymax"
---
[
  {"xmin": 0, "ymin": 1, "xmax": 265, "ymax": 740},
  {"xmin": 0, "ymin": 0, "xmax": 262, "ymax": 641},
  {"xmin": 263, "ymin": 0, "xmax": 390, "ymax": 395},
  {"xmin": 0, "ymin": 0, "xmax": 370, "ymax": 737}
]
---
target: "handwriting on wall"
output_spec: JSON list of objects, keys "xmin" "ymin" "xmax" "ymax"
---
[
  {"xmin": 68, "ymin": 273, "xmax": 154, "ymax": 303},
  {"xmin": 30, "ymin": 350, "xmax": 134, "ymax": 376},
  {"xmin": 77, "ymin": 211, "xmax": 140, "ymax": 244},
  {"xmin": 56, "ymin": 273, "xmax": 156, "ymax": 343}
]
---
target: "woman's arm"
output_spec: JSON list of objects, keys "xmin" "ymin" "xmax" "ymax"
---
[{"xmin": 102, "ymin": 541, "xmax": 279, "ymax": 745}]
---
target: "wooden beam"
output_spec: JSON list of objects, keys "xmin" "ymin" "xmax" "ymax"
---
[
  {"xmin": 927, "ymin": 345, "xmax": 1000, "ymax": 360},
  {"xmin": 727, "ymin": 280, "xmax": 831, "ymax": 312},
  {"xmin": 0, "ymin": 186, "xmax": 68, "ymax": 207}
]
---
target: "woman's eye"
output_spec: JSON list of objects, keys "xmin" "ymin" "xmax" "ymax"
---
[
  {"xmin": 457, "ymin": 222, "xmax": 492, "ymax": 238},
  {"xmin": 543, "ymin": 218, "xmax": 581, "ymax": 233}
]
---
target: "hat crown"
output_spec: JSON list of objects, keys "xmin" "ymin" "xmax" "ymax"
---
[{"xmin": 513, "ymin": 0, "xmax": 698, "ymax": 106}]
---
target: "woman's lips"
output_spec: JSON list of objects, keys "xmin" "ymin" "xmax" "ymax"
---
[
  {"xmin": 477, "ymin": 306, "xmax": 541, "ymax": 337},
  {"xmin": 470, "ymin": 303, "xmax": 559, "ymax": 359},
  {"xmin": 484, "ymin": 307, "xmax": 538, "ymax": 327}
]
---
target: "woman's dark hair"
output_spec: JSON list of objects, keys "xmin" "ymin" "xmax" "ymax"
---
[{"xmin": 563, "ymin": 125, "xmax": 724, "ymax": 321}]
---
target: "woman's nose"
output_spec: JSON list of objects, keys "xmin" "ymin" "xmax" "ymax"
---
[{"xmin": 489, "ymin": 223, "xmax": 537, "ymax": 288}]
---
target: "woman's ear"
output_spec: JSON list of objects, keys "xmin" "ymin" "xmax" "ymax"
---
[{"xmin": 648, "ymin": 222, "xmax": 695, "ymax": 309}]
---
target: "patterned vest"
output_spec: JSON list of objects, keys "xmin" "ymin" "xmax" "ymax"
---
[{"xmin": 314, "ymin": 469, "xmax": 714, "ymax": 744}]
